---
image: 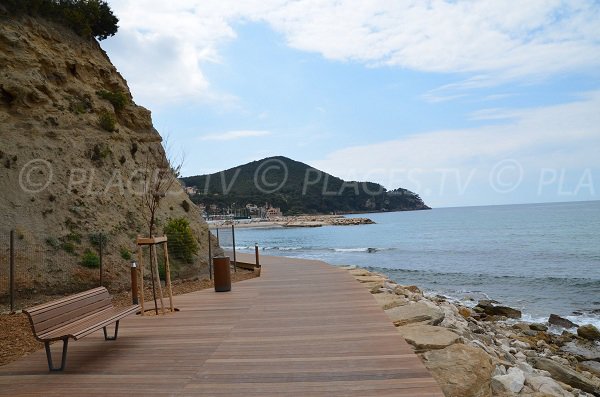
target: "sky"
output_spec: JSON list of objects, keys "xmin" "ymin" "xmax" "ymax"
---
[{"xmin": 101, "ymin": 0, "xmax": 600, "ymax": 208}]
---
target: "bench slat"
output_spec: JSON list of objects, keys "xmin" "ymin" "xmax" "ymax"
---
[
  {"xmin": 25, "ymin": 287, "xmax": 107, "ymax": 315},
  {"xmin": 34, "ymin": 298, "xmax": 112, "ymax": 335},
  {"xmin": 39, "ymin": 305, "xmax": 139, "ymax": 341}
]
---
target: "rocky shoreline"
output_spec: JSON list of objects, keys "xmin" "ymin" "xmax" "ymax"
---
[{"xmin": 342, "ymin": 265, "xmax": 600, "ymax": 397}]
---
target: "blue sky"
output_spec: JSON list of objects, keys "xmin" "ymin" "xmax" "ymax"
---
[{"xmin": 102, "ymin": 1, "xmax": 600, "ymax": 207}]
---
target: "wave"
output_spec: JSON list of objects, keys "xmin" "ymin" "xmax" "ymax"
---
[{"xmin": 234, "ymin": 246, "xmax": 393, "ymax": 253}]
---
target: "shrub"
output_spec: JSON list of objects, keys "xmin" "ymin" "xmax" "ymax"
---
[
  {"xmin": 163, "ymin": 218, "xmax": 198, "ymax": 264},
  {"xmin": 2, "ymin": 0, "xmax": 119, "ymax": 41},
  {"xmin": 181, "ymin": 200, "xmax": 190, "ymax": 212},
  {"xmin": 81, "ymin": 249, "xmax": 100, "ymax": 268},
  {"xmin": 99, "ymin": 111, "xmax": 116, "ymax": 131},
  {"xmin": 89, "ymin": 233, "xmax": 108, "ymax": 248},
  {"xmin": 120, "ymin": 247, "xmax": 131, "ymax": 260},
  {"xmin": 46, "ymin": 237, "xmax": 60, "ymax": 248},
  {"xmin": 61, "ymin": 241, "xmax": 76, "ymax": 254},
  {"xmin": 90, "ymin": 143, "xmax": 111, "ymax": 161},
  {"xmin": 96, "ymin": 90, "xmax": 128, "ymax": 111},
  {"xmin": 66, "ymin": 232, "xmax": 82, "ymax": 243}
]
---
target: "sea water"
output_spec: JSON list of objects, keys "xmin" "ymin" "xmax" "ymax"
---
[{"xmin": 232, "ymin": 201, "xmax": 600, "ymax": 327}]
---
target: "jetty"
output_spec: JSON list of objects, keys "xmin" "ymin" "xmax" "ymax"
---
[{"xmin": 0, "ymin": 256, "xmax": 443, "ymax": 396}]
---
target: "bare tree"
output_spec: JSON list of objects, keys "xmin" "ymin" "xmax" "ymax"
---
[{"xmin": 141, "ymin": 139, "xmax": 184, "ymax": 237}]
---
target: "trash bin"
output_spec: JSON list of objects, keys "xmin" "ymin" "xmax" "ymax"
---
[{"xmin": 213, "ymin": 256, "xmax": 231, "ymax": 292}]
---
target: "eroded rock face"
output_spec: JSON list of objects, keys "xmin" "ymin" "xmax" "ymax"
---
[
  {"xmin": 0, "ymin": 14, "xmax": 213, "ymax": 289},
  {"xmin": 422, "ymin": 344, "xmax": 494, "ymax": 397}
]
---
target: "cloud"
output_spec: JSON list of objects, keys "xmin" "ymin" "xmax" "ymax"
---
[
  {"xmin": 311, "ymin": 91, "xmax": 600, "ymax": 205},
  {"xmin": 103, "ymin": 0, "xmax": 600, "ymax": 105},
  {"xmin": 199, "ymin": 130, "xmax": 272, "ymax": 141}
]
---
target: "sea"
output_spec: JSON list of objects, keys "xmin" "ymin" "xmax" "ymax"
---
[{"xmin": 231, "ymin": 200, "xmax": 600, "ymax": 328}]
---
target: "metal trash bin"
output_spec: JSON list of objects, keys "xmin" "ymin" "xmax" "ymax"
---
[{"xmin": 213, "ymin": 256, "xmax": 231, "ymax": 292}]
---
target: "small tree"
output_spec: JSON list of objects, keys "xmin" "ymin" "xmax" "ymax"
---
[{"xmin": 141, "ymin": 142, "xmax": 183, "ymax": 237}]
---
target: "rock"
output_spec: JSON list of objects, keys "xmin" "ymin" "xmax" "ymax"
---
[
  {"xmin": 354, "ymin": 275, "xmax": 388, "ymax": 283},
  {"xmin": 405, "ymin": 285, "xmax": 421, "ymax": 294},
  {"xmin": 475, "ymin": 301, "xmax": 522, "ymax": 319},
  {"xmin": 385, "ymin": 301, "xmax": 445, "ymax": 326},
  {"xmin": 458, "ymin": 307, "xmax": 473, "ymax": 319},
  {"xmin": 561, "ymin": 341, "xmax": 600, "ymax": 361},
  {"xmin": 422, "ymin": 344, "xmax": 494, "ymax": 397},
  {"xmin": 531, "ymin": 323, "xmax": 549, "ymax": 331},
  {"xmin": 549, "ymin": 314, "xmax": 579, "ymax": 329},
  {"xmin": 348, "ymin": 269, "xmax": 372, "ymax": 277},
  {"xmin": 532, "ymin": 357, "xmax": 600, "ymax": 395},
  {"xmin": 491, "ymin": 367, "xmax": 525, "ymax": 394},
  {"xmin": 372, "ymin": 293, "xmax": 407, "ymax": 310},
  {"xmin": 525, "ymin": 374, "xmax": 572, "ymax": 397},
  {"xmin": 396, "ymin": 325, "xmax": 460, "ymax": 351},
  {"xmin": 579, "ymin": 361, "xmax": 600, "ymax": 377},
  {"xmin": 577, "ymin": 324, "xmax": 600, "ymax": 341}
]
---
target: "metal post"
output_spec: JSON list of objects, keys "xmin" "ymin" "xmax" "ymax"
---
[
  {"xmin": 231, "ymin": 224, "xmax": 237, "ymax": 273},
  {"xmin": 207, "ymin": 232, "xmax": 212, "ymax": 280},
  {"xmin": 130, "ymin": 261, "xmax": 138, "ymax": 305},
  {"xmin": 216, "ymin": 228, "xmax": 219, "ymax": 245},
  {"xmin": 9, "ymin": 230, "xmax": 15, "ymax": 313},
  {"xmin": 99, "ymin": 232, "xmax": 103, "ymax": 287},
  {"xmin": 255, "ymin": 243, "xmax": 260, "ymax": 268}
]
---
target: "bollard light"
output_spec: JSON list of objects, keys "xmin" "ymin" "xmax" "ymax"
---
[{"xmin": 130, "ymin": 261, "xmax": 139, "ymax": 305}]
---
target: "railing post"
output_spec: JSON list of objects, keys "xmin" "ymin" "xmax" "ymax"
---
[
  {"xmin": 231, "ymin": 224, "xmax": 237, "ymax": 273},
  {"xmin": 9, "ymin": 230, "xmax": 15, "ymax": 313},
  {"xmin": 207, "ymin": 232, "xmax": 212, "ymax": 280},
  {"xmin": 99, "ymin": 232, "xmax": 103, "ymax": 287},
  {"xmin": 130, "ymin": 261, "xmax": 138, "ymax": 305},
  {"xmin": 255, "ymin": 243, "xmax": 260, "ymax": 268}
]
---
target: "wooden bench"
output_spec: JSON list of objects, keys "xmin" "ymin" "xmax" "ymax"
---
[{"xmin": 23, "ymin": 287, "xmax": 139, "ymax": 371}]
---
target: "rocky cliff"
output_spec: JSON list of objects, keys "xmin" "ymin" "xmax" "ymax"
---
[{"xmin": 0, "ymin": 12, "xmax": 216, "ymax": 292}]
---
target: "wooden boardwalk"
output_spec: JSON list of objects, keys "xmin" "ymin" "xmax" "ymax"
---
[{"xmin": 0, "ymin": 256, "xmax": 443, "ymax": 396}]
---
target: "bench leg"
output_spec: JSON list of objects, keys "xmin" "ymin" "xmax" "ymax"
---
[
  {"xmin": 45, "ymin": 339, "xmax": 68, "ymax": 372},
  {"xmin": 103, "ymin": 320, "xmax": 120, "ymax": 341}
]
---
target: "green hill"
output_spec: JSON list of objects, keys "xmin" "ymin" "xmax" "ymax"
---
[{"xmin": 181, "ymin": 156, "xmax": 430, "ymax": 215}]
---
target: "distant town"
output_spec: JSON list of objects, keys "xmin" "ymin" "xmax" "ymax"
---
[{"xmin": 185, "ymin": 186, "xmax": 282, "ymax": 220}]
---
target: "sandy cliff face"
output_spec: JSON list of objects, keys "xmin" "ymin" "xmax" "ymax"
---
[{"xmin": 0, "ymin": 13, "xmax": 215, "ymax": 291}]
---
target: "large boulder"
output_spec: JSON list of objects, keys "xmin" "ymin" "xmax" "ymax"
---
[
  {"xmin": 549, "ymin": 314, "xmax": 578, "ymax": 329},
  {"xmin": 422, "ymin": 344, "xmax": 493, "ymax": 397},
  {"xmin": 491, "ymin": 367, "xmax": 525, "ymax": 394},
  {"xmin": 385, "ymin": 301, "xmax": 445, "ymax": 326},
  {"xmin": 532, "ymin": 357, "xmax": 600, "ymax": 395},
  {"xmin": 475, "ymin": 301, "xmax": 521, "ymax": 319},
  {"xmin": 525, "ymin": 374, "xmax": 572, "ymax": 397},
  {"xmin": 396, "ymin": 325, "xmax": 460, "ymax": 351},
  {"xmin": 580, "ymin": 361, "xmax": 600, "ymax": 377},
  {"xmin": 372, "ymin": 293, "xmax": 407, "ymax": 310},
  {"xmin": 577, "ymin": 324, "xmax": 600, "ymax": 341},
  {"xmin": 561, "ymin": 341, "xmax": 600, "ymax": 361}
]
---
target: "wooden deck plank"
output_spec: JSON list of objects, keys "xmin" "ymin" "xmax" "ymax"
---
[{"xmin": 0, "ymin": 256, "xmax": 443, "ymax": 396}]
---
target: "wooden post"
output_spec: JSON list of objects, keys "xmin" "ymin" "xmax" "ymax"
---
[
  {"xmin": 9, "ymin": 230, "xmax": 15, "ymax": 313},
  {"xmin": 99, "ymin": 232, "xmax": 103, "ymax": 287},
  {"xmin": 163, "ymin": 242, "xmax": 174, "ymax": 312},
  {"xmin": 152, "ymin": 244, "xmax": 166, "ymax": 315},
  {"xmin": 207, "ymin": 232, "xmax": 212, "ymax": 280},
  {"xmin": 231, "ymin": 224, "xmax": 237, "ymax": 273},
  {"xmin": 130, "ymin": 261, "xmax": 138, "ymax": 305},
  {"xmin": 255, "ymin": 243, "xmax": 260, "ymax": 268},
  {"xmin": 137, "ymin": 244, "xmax": 145, "ymax": 315}
]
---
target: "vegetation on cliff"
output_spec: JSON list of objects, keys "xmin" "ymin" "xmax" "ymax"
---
[
  {"xmin": 181, "ymin": 156, "xmax": 430, "ymax": 215},
  {"xmin": 1, "ymin": 0, "xmax": 118, "ymax": 40}
]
